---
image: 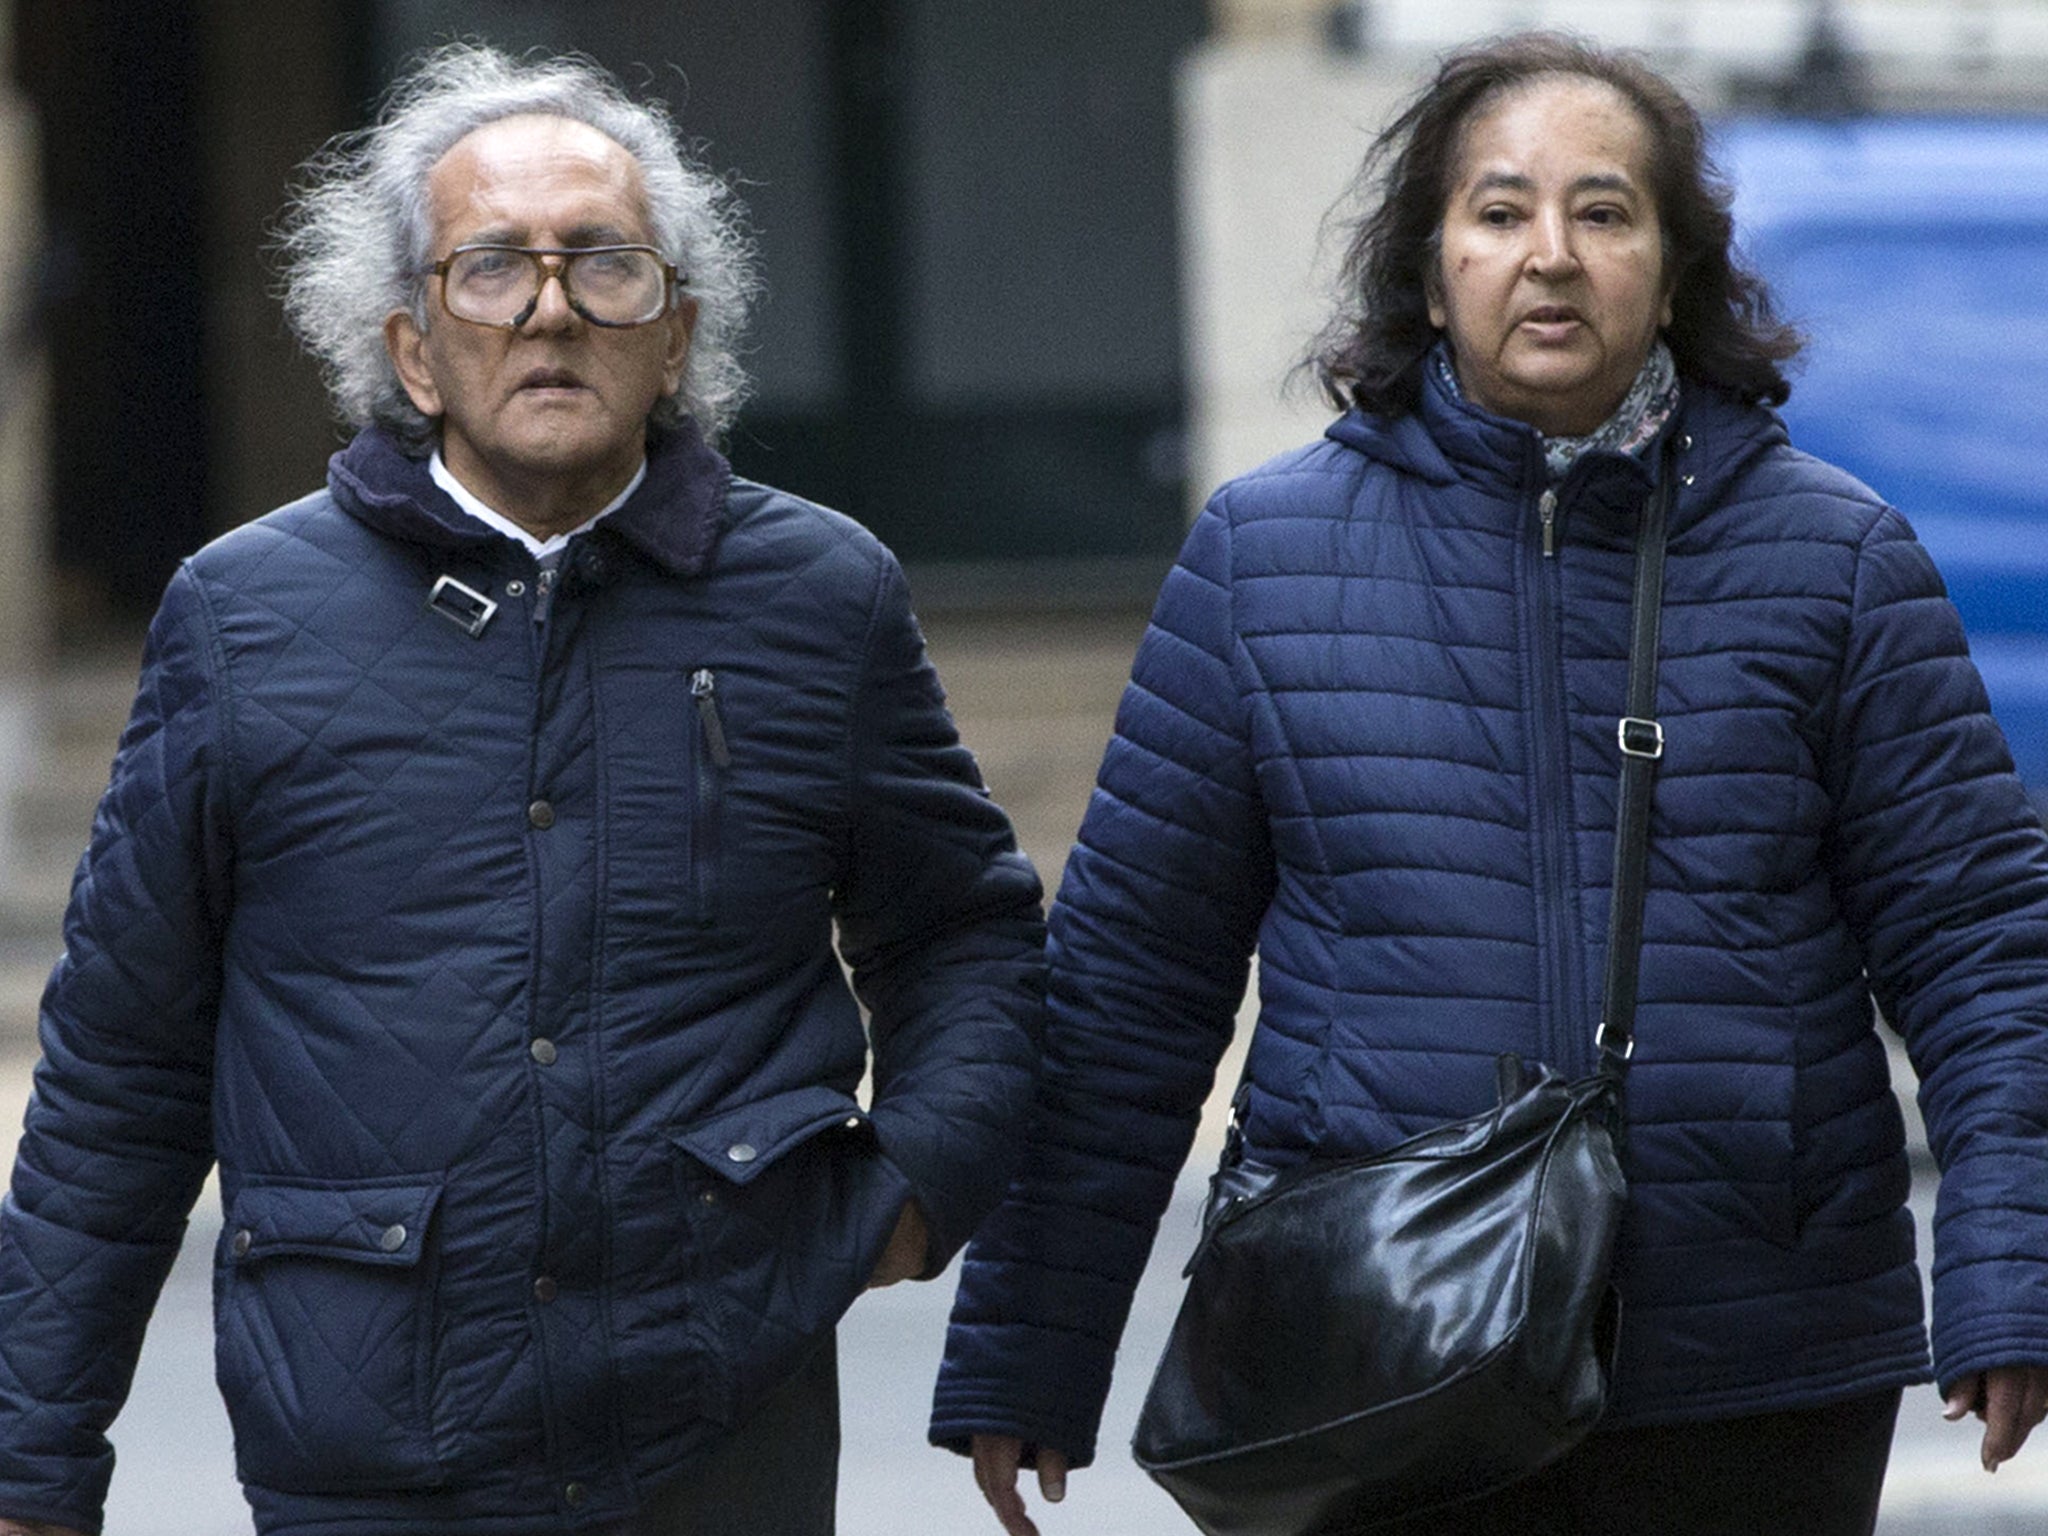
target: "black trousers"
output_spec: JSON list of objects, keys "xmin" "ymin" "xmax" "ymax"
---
[
  {"xmin": 613, "ymin": 1336, "xmax": 840, "ymax": 1536},
  {"xmin": 1371, "ymin": 1387, "xmax": 1902, "ymax": 1536}
]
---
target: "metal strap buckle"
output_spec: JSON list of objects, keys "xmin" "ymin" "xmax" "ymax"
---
[
  {"xmin": 1594, "ymin": 1021, "xmax": 1636, "ymax": 1059},
  {"xmin": 427, "ymin": 575, "xmax": 498, "ymax": 638},
  {"xmin": 1617, "ymin": 716, "xmax": 1664, "ymax": 760}
]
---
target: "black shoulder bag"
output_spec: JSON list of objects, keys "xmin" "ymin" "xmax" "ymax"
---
[{"xmin": 1131, "ymin": 448, "xmax": 1675, "ymax": 1536}]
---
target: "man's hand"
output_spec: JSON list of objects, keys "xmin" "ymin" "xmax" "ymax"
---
[
  {"xmin": 972, "ymin": 1432, "xmax": 1072, "ymax": 1536},
  {"xmin": 1944, "ymin": 1364, "xmax": 2048, "ymax": 1470},
  {"xmin": 865, "ymin": 1199, "xmax": 930, "ymax": 1289}
]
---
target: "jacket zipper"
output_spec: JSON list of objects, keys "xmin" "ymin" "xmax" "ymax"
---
[
  {"xmin": 690, "ymin": 668, "xmax": 732, "ymax": 768},
  {"xmin": 689, "ymin": 668, "xmax": 728, "ymax": 923},
  {"xmin": 1522, "ymin": 481, "xmax": 1588, "ymax": 1073},
  {"xmin": 519, "ymin": 556, "xmax": 565, "ymax": 1285}
]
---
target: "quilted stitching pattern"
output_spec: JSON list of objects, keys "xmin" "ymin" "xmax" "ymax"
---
[
  {"xmin": 0, "ymin": 430, "xmax": 1045, "ymax": 1533},
  {"xmin": 934, "ymin": 380, "xmax": 2048, "ymax": 1468}
]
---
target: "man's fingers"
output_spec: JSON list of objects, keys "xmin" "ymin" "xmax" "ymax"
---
[{"xmin": 865, "ymin": 1202, "xmax": 929, "ymax": 1289}]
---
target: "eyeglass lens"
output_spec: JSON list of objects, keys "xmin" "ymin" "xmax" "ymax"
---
[{"xmin": 444, "ymin": 247, "xmax": 668, "ymax": 327}]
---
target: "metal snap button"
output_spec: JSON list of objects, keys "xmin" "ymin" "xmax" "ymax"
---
[
  {"xmin": 726, "ymin": 1142, "xmax": 757, "ymax": 1164},
  {"xmin": 505, "ymin": 579, "xmax": 525, "ymax": 597},
  {"xmin": 379, "ymin": 1224, "xmax": 406, "ymax": 1253},
  {"xmin": 231, "ymin": 1229, "xmax": 252, "ymax": 1258},
  {"xmin": 534, "ymin": 1275, "xmax": 558, "ymax": 1303},
  {"xmin": 530, "ymin": 1037, "xmax": 558, "ymax": 1066},
  {"xmin": 528, "ymin": 799, "xmax": 556, "ymax": 830},
  {"xmin": 564, "ymin": 1482, "xmax": 587, "ymax": 1507}
]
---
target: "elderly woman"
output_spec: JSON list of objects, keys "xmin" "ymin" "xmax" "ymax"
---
[{"xmin": 931, "ymin": 31, "xmax": 2048, "ymax": 1536}]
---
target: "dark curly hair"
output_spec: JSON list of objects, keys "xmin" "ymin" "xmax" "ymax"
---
[{"xmin": 1308, "ymin": 32, "xmax": 1800, "ymax": 418}]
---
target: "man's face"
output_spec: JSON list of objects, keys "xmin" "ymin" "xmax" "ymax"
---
[{"xmin": 384, "ymin": 113, "xmax": 696, "ymax": 525}]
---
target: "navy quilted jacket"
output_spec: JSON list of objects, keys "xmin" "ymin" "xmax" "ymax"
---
[
  {"xmin": 0, "ymin": 423, "xmax": 1045, "ymax": 1533},
  {"xmin": 933, "ymin": 371, "xmax": 2048, "ymax": 1467}
]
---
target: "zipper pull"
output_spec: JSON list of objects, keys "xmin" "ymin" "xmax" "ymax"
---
[
  {"xmin": 1538, "ymin": 488, "xmax": 1558, "ymax": 558},
  {"xmin": 533, "ymin": 565, "xmax": 558, "ymax": 625},
  {"xmin": 690, "ymin": 668, "xmax": 732, "ymax": 768}
]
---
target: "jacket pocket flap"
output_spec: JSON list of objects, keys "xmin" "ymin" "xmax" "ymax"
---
[
  {"xmin": 225, "ymin": 1179, "xmax": 443, "ymax": 1267},
  {"xmin": 670, "ymin": 1085, "xmax": 869, "ymax": 1186}
]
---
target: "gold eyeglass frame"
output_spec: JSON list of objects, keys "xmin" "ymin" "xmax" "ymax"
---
[{"xmin": 429, "ymin": 243, "xmax": 686, "ymax": 330}]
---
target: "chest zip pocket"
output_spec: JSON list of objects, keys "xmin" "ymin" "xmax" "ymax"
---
[{"xmin": 690, "ymin": 668, "xmax": 731, "ymax": 926}]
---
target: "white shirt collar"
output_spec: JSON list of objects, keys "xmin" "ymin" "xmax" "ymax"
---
[{"xmin": 429, "ymin": 452, "xmax": 648, "ymax": 559}]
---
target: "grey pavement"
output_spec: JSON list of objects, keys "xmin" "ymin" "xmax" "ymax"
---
[{"xmin": 0, "ymin": 608, "xmax": 2035, "ymax": 1531}]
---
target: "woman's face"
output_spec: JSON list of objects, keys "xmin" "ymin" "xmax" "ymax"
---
[{"xmin": 1428, "ymin": 75, "xmax": 1673, "ymax": 437}]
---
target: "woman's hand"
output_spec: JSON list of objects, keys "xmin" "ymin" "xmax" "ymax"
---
[
  {"xmin": 971, "ymin": 1433, "xmax": 1072, "ymax": 1536},
  {"xmin": 1944, "ymin": 1364, "xmax": 2048, "ymax": 1470}
]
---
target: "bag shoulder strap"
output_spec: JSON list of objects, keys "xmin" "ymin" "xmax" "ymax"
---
[{"xmin": 1595, "ymin": 434, "xmax": 1677, "ymax": 1072}]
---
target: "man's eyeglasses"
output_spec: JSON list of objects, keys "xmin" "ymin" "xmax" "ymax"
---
[{"xmin": 430, "ymin": 244, "xmax": 684, "ymax": 329}]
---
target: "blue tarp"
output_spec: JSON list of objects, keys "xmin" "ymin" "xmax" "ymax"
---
[{"xmin": 1715, "ymin": 117, "xmax": 2048, "ymax": 790}]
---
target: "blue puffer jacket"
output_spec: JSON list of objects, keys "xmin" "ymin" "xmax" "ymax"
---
[
  {"xmin": 933, "ymin": 371, "xmax": 2048, "ymax": 1467},
  {"xmin": 0, "ymin": 423, "xmax": 1045, "ymax": 1534}
]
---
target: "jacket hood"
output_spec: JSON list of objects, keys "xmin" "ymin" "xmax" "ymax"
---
[
  {"xmin": 326, "ymin": 417, "xmax": 734, "ymax": 578},
  {"xmin": 1324, "ymin": 360, "xmax": 1791, "ymax": 517}
]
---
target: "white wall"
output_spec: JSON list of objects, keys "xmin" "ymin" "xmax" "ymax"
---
[{"xmin": 0, "ymin": 32, "xmax": 47, "ymax": 885}]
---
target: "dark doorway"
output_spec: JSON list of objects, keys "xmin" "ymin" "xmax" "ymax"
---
[{"xmin": 16, "ymin": 0, "xmax": 213, "ymax": 621}]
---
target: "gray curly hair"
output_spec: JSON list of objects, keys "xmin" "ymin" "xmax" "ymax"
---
[{"xmin": 276, "ymin": 42, "xmax": 758, "ymax": 448}]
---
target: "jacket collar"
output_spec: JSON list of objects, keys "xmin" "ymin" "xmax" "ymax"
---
[
  {"xmin": 1324, "ymin": 358, "xmax": 1541, "ymax": 493},
  {"xmin": 1324, "ymin": 364, "xmax": 1789, "ymax": 518},
  {"xmin": 327, "ymin": 417, "xmax": 734, "ymax": 579}
]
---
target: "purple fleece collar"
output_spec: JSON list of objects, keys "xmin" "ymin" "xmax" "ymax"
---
[{"xmin": 326, "ymin": 418, "xmax": 733, "ymax": 579}]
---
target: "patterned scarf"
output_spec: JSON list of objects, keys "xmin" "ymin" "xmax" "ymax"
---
[{"xmin": 1435, "ymin": 338, "xmax": 1680, "ymax": 479}]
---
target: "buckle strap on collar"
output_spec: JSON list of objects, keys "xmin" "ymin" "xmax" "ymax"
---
[{"xmin": 426, "ymin": 575, "xmax": 497, "ymax": 638}]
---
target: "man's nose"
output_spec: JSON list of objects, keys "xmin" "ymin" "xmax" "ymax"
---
[{"xmin": 522, "ymin": 262, "xmax": 579, "ymax": 331}]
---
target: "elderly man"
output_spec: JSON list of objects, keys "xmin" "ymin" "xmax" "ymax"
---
[{"xmin": 0, "ymin": 44, "xmax": 1044, "ymax": 1536}]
